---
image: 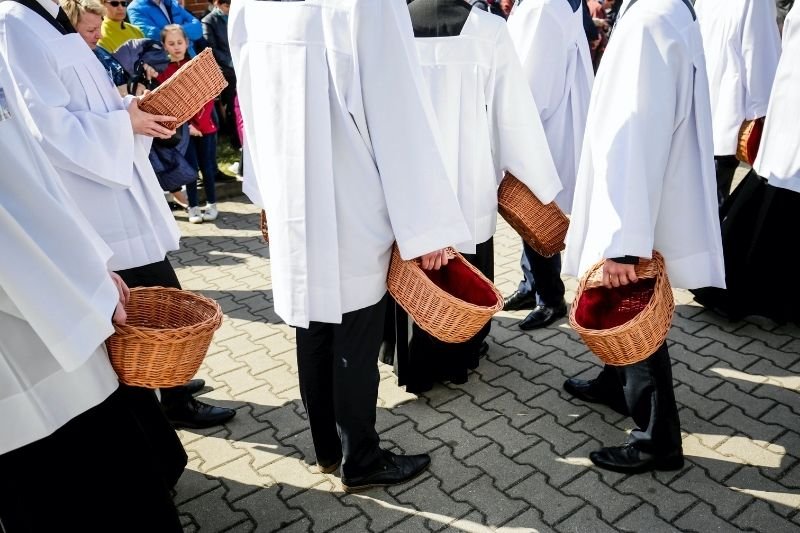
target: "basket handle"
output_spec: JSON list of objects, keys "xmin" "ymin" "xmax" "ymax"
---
[{"xmin": 584, "ymin": 252, "xmax": 664, "ymax": 290}]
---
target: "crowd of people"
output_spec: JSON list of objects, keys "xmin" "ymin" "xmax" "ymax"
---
[{"xmin": 0, "ymin": 0, "xmax": 797, "ymax": 531}]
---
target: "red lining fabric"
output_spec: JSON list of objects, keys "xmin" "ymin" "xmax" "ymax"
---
[
  {"xmin": 423, "ymin": 256, "xmax": 498, "ymax": 307},
  {"xmin": 574, "ymin": 279, "xmax": 657, "ymax": 330}
]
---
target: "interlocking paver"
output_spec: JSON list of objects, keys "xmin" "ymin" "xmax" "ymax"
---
[{"xmin": 169, "ymin": 198, "xmax": 800, "ymax": 532}]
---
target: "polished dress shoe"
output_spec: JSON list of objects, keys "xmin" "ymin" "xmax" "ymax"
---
[
  {"xmin": 342, "ymin": 451, "xmax": 430, "ymax": 493},
  {"xmin": 589, "ymin": 444, "xmax": 684, "ymax": 474},
  {"xmin": 503, "ymin": 291, "xmax": 538, "ymax": 311},
  {"xmin": 164, "ymin": 398, "xmax": 236, "ymax": 429},
  {"xmin": 563, "ymin": 377, "xmax": 629, "ymax": 415},
  {"xmin": 183, "ymin": 379, "xmax": 206, "ymax": 396},
  {"xmin": 518, "ymin": 300, "xmax": 567, "ymax": 330}
]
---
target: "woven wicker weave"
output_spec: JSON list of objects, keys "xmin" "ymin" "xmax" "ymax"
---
[
  {"xmin": 387, "ymin": 245, "xmax": 503, "ymax": 343},
  {"xmin": 260, "ymin": 210, "xmax": 269, "ymax": 243},
  {"xmin": 736, "ymin": 117, "xmax": 765, "ymax": 165},
  {"xmin": 106, "ymin": 287, "xmax": 223, "ymax": 388},
  {"xmin": 498, "ymin": 173, "xmax": 569, "ymax": 258},
  {"xmin": 569, "ymin": 252, "xmax": 674, "ymax": 366},
  {"xmin": 139, "ymin": 48, "xmax": 228, "ymax": 130}
]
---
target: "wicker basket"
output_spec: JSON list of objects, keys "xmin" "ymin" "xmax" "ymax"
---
[
  {"xmin": 736, "ymin": 117, "xmax": 765, "ymax": 165},
  {"xmin": 139, "ymin": 48, "xmax": 228, "ymax": 130},
  {"xmin": 106, "ymin": 287, "xmax": 223, "ymax": 388},
  {"xmin": 569, "ymin": 252, "xmax": 674, "ymax": 366},
  {"xmin": 498, "ymin": 173, "xmax": 569, "ymax": 258},
  {"xmin": 260, "ymin": 210, "xmax": 269, "ymax": 243},
  {"xmin": 387, "ymin": 245, "xmax": 503, "ymax": 343}
]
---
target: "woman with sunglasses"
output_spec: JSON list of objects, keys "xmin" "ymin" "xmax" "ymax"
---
[{"xmin": 99, "ymin": 0, "xmax": 144, "ymax": 52}]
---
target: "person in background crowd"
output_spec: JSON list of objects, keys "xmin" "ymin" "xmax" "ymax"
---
[
  {"xmin": 692, "ymin": 1, "xmax": 800, "ymax": 324},
  {"xmin": 159, "ymin": 24, "xmax": 219, "ymax": 223},
  {"xmin": 98, "ymin": 0, "xmax": 143, "ymax": 52},
  {"xmin": 388, "ymin": 0, "xmax": 562, "ymax": 392},
  {"xmin": 563, "ymin": 0, "xmax": 725, "ymax": 474},
  {"xmin": 231, "ymin": 0, "xmax": 471, "ymax": 492},
  {"xmin": 128, "ymin": 0, "xmax": 202, "ymax": 56},
  {"xmin": 695, "ymin": 0, "xmax": 781, "ymax": 206},
  {"xmin": 202, "ymin": 0, "xmax": 237, "ymax": 148},
  {"xmin": 504, "ymin": 0, "xmax": 594, "ymax": 331},
  {"xmin": 0, "ymin": 51, "xmax": 182, "ymax": 532},
  {"xmin": 777, "ymin": 0, "xmax": 794, "ymax": 32}
]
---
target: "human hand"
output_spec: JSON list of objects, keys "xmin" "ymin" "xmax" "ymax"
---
[
  {"xmin": 127, "ymin": 98, "xmax": 176, "ymax": 138},
  {"xmin": 419, "ymin": 249, "xmax": 450, "ymax": 270},
  {"xmin": 189, "ymin": 124, "xmax": 202, "ymax": 137},
  {"xmin": 109, "ymin": 272, "xmax": 130, "ymax": 325},
  {"xmin": 602, "ymin": 259, "xmax": 639, "ymax": 288},
  {"xmin": 142, "ymin": 63, "xmax": 158, "ymax": 80}
]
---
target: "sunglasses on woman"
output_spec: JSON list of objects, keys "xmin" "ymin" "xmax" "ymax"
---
[{"xmin": 105, "ymin": 1, "xmax": 128, "ymax": 7}]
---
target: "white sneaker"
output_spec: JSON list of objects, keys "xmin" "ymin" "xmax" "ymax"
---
[
  {"xmin": 188, "ymin": 206, "xmax": 203, "ymax": 224},
  {"xmin": 202, "ymin": 203, "xmax": 218, "ymax": 221}
]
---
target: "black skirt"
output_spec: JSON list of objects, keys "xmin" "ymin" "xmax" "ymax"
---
[
  {"xmin": 692, "ymin": 171, "xmax": 800, "ymax": 323},
  {"xmin": 381, "ymin": 238, "xmax": 494, "ymax": 393}
]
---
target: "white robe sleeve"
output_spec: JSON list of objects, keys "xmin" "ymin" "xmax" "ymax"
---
[
  {"xmin": 488, "ymin": 25, "xmax": 562, "ymax": 204},
  {"xmin": 741, "ymin": 0, "xmax": 782, "ymax": 120},
  {"xmin": 353, "ymin": 0, "xmax": 470, "ymax": 260},
  {"xmin": 581, "ymin": 26, "xmax": 677, "ymax": 260},
  {"xmin": 507, "ymin": 6, "xmax": 569, "ymax": 123},
  {"xmin": 0, "ymin": 70, "xmax": 118, "ymax": 372},
  {"xmin": 0, "ymin": 20, "xmax": 134, "ymax": 189}
]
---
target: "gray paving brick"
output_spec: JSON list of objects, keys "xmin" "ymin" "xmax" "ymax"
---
[
  {"xmin": 614, "ymin": 504, "xmax": 681, "ymax": 533},
  {"xmin": 427, "ymin": 445, "xmax": 483, "ymax": 494},
  {"xmin": 695, "ymin": 324, "xmax": 752, "ymax": 351},
  {"xmin": 390, "ymin": 398, "xmax": 452, "ymax": 433},
  {"xmin": 733, "ymin": 500, "xmax": 800, "ymax": 533},
  {"xmin": 675, "ymin": 383, "xmax": 729, "ymax": 418},
  {"xmin": 427, "ymin": 419, "xmax": 492, "ymax": 460},
  {"xmin": 668, "ymin": 327, "xmax": 715, "ymax": 353},
  {"xmin": 445, "ymin": 374, "xmax": 507, "ymax": 405},
  {"xmin": 464, "ymin": 443, "xmax": 534, "ymax": 490},
  {"xmin": 286, "ymin": 484, "xmax": 360, "ymax": 532},
  {"xmin": 714, "ymin": 406, "xmax": 785, "ymax": 444},
  {"xmin": 554, "ymin": 504, "xmax": 618, "ymax": 533},
  {"xmin": 725, "ymin": 468, "xmax": 800, "ymax": 517},
  {"xmin": 496, "ymin": 508, "xmax": 549, "ymax": 532},
  {"xmin": 734, "ymin": 324, "xmax": 796, "ymax": 350},
  {"xmin": 670, "ymin": 466, "xmax": 753, "ymax": 520},
  {"xmin": 483, "ymin": 391, "xmax": 545, "ymax": 429},
  {"xmin": 338, "ymin": 491, "xmax": 416, "ymax": 533},
  {"xmin": 614, "ymin": 472, "xmax": 695, "ymax": 521},
  {"xmin": 524, "ymin": 414, "xmax": 591, "ymax": 455},
  {"xmin": 176, "ymin": 485, "xmax": 251, "ymax": 532},
  {"xmin": 739, "ymin": 340, "xmax": 800, "ymax": 370},
  {"xmin": 473, "ymin": 416, "xmax": 537, "ymax": 458},
  {"xmin": 436, "ymin": 394, "xmax": 497, "ymax": 430},
  {"xmin": 394, "ymin": 476, "xmax": 472, "ymax": 529},
  {"xmin": 673, "ymin": 502, "xmax": 740, "ymax": 533},
  {"xmin": 563, "ymin": 471, "xmax": 642, "ymax": 522},
  {"xmin": 490, "ymin": 369, "xmax": 549, "ymax": 403},
  {"xmin": 450, "ymin": 474, "xmax": 528, "ymax": 526},
  {"xmin": 668, "ymin": 341, "xmax": 720, "ymax": 373},
  {"xmin": 507, "ymin": 472, "xmax": 584, "ymax": 524},
  {"xmin": 707, "ymin": 382, "xmax": 776, "ymax": 419}
]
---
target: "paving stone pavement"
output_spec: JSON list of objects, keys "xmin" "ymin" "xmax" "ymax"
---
[{"xmin": 170, "ymin": 197, "xmax": 799, "ymax": 533}]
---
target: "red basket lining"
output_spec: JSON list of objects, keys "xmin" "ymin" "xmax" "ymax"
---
[
  {"xmin": 423, "ymin": 257, "xmax": 498, "ymax": 307},
  {"xmin": 574, "ymin": 278, "xmax": 657, "ymax": 330}
]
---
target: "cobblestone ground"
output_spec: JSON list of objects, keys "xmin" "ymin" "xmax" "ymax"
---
[{"xmin": 170, "ymin": 197, "xmax": 799, "ymax": 533}]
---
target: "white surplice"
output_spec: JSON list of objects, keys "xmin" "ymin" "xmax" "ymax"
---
[
  {"xmin": 506, "ymin": 0, "xmax": 594, "ymax": 213},
  {"xmin": 0, "ymin": 58, "xmax": 119, "ymax": 455},
  {"xmin": 413, "ymin": 9, "xmax": 562, "ymax": 254},
  {"xmin": 564, "ymin": 0, "xmax": 725, "ymax": 291},
  {"xmin": 230, "ymin": 0, "xmax": 471, "ymax": 328},
  {"xmin": 754, "ymin": 3, "xmax": 800, "ymax": 194},
  {"xmin": 0, "ymin": 0, "xmax": 180, "ymax": 271},
  {"xmin": 695, "ymin": 0, "xmax": 782, "ymax": 156}
]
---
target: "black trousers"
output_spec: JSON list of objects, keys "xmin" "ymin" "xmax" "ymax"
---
[
  {"xmin": 296, "ymin": 295, "xmax": 389, "ymax": 478},
  {"xmin": 0, "ymin": 388, "xmax": 182, "ymax": 533},
  {"xmin": 715, "ymin": 155, "xmax": 740, "ymax": 207},
  {"xmin": 403, "ymin": 238, "xmax": 494, "ymax": 391},
  {"xmin": 518, "ymin": 242, "xmax": 565, "ymax": 306},
  {"xmin": 114, "ymin": 257, "xmax": 188, "ymax": 488},
  {"xmin": 590, "ymin": 342, "xmax": 682, "ymax": 455}
]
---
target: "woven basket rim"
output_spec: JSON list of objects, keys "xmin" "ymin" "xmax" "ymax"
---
[
  {"xmin": 112, "ymin": 286, "xmax": 223, "ymax": 337},
  {"xmin": 396, "ymin": 247, "xmax": 504, "ymax": 313}
]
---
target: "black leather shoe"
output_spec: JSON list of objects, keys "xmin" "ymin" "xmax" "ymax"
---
[
  {"xmin": 342, "ymin": 451, "xmax": 430, "ymax": 493},
  {"xmin": 183, "ymin": 379, "xmax": 206, "ymax": 395},
  {"xmin": 317, "ymin": 457, "xmax": 342, "ymax": 474},
  {"xmin": 589, "ymin": 444, "xmax": 684, "ymax": 474},
  {"xmin": 503, "ymin": 291, "xmax": 538, "ymax": 311},
  {"xmin": 165, "ymin": 398, "xmax": 236, "ymax": 429},
  {"xmin": 563, "ymin": 377, "xmax": 629, "ymax": 415},
  {"xmin": 518, "ymin": 300, "xmax": 567, "ymax": 330}
]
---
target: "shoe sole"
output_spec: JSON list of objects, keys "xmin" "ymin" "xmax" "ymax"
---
[
  {"xmin": 591, "ymin": 456, "xmax": 684, "ymax": 475},
  {"xmin": 342, "ymin": 462, "xmax": 430, "ymax": 494}
]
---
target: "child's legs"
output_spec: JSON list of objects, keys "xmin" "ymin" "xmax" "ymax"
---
[{"xmin": 193, "ymin": 134, "xmax": 217, "ymax": 204}]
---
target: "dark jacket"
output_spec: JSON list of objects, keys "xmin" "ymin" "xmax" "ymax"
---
[{"xmin": 202, "ymin": 8, "xmax": 233, "ymax": 77}]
